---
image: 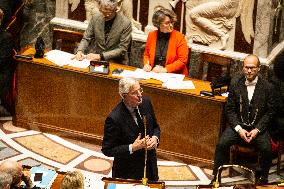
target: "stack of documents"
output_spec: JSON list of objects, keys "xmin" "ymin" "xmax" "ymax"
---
[
  {"xmin": 45, "ymin": 50, "xmax": 90, "ymax": 68},
  {"xmin": 114, "ymin": 69, "xmax": 195, "ymax": 90}
]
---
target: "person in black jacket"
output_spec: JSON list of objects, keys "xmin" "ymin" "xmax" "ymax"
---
[
  {"xmin": 212, "ymin": 54, "xmax": 276, "ymax": 185},
  {"xmin": 0, "ymin": 8, "xmax": 14, "ymax": 114},
  {"xmin": 102, "ymin": 77, "xmax": 160, "ymax": 181},
  {"xmin": 269, "ymin": 51, "xmax": 284, "ymax": 145}
]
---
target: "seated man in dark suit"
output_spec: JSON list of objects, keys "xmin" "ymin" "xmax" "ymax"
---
[
  {"xmin": 212, "ymin": 54, "xmax": 276, "ymax": 185},
  {"xmin": 102, "ymin": 77, "xmax": 160, "ymax": 181},
  {"xmin": 0, "ymin": 8, "xmax": 15, "ymax": 115}
]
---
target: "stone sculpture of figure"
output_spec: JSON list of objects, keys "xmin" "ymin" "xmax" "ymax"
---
[
  {"xmin": 117, "ymin": 0, "xmax": 143, "ymax": 33},
  {"xmin": 84, "ymin": 0, "xmax": 100, "ymax": 22},
  {"xmin": 56, "ymin": 0, "xmax": 80, "ymax": 18},
  {"xmin": 69, "ymin": 0, "xmax": 80, "ymax": 12},
  {"xmin": 187, "ymin": 0, "xmax": 255, "ymax": 50},
  {"xmin": 84, "ymin": 0, "xmax": 143, "ymax": 33}
]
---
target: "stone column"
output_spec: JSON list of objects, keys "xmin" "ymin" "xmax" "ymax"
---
[
  {"xmin": 254, "ymin": 0, "xmax": 284, "ymax": 58},
  {"xmin": 55, "ymin": 0, "xmax": 69, "ymax": 18},
  {"xmin": 253, "ymin": 1, "xmax": 273, "ymax": 58},
  {"xmin": 145, "ymin": 0, "xmax": 172, "ymax": 34}
]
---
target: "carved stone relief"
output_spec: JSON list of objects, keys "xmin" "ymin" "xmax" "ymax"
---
[
  {"xmin": 56, "ymin": 0, "xmax": 80, "ymax": 18},
  {"xmin": 185, "ymin": 0, "xmax": 255, "ymax": 50},
  {"xmin": 84, "ymin": 0, "xmax": 99, "ymax": 21}
]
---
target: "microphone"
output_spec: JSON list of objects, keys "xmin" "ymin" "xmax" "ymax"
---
[
  {"xmin": 210, "ymin": 75, "xmax": 231, "ymax": 89},
  {"xmin": 200, "ymin": 75, "xmax": 231, "ymax": 97}
]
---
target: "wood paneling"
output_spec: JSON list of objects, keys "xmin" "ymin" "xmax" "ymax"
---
[
  {"xmin": 52, "ymin": 28, "xmax": 83, "ymax": 53},
  {"xmin": 14, "ymin": 48, "xmax": 226, "ymax": 168}
]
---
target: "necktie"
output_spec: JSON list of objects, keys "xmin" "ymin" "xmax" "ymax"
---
[{"xmin": 134, "ymin": 108, "xmax": 144, "ymax": 133}]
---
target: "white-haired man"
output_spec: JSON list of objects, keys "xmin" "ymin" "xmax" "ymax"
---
[
  {"xmin": 0, "ymin": 171, "xmax": 13, "ymax": 189},
  {"xmin": 102, "ymin": 77, "xmax": 160, "ymax": 181},
  {"xmin": 75, "ymin": 0, "xmax": 132, "ymax": 65},
  {"xmin": 0, "ymin": 160, "xmax": 33, "ymax": 189}
]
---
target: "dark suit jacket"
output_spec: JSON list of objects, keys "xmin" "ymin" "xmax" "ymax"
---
[
  {"xmin": 0, "ymin": 0, "xmax": 22, "ymax": 28},
  {"xmin": 77, "ymin": 12, "xmax": 132, "ymax": 65},
  {"xmin": 226, "ymin": 75, "xmax": 276, "ymax": 133},
  {"xmin": 101, "ymin": 96, "xmax": 160, "ymax": 181},
  {"xmin": 0, "ymin": 29, "xmax": 14, "ymax": 98}
]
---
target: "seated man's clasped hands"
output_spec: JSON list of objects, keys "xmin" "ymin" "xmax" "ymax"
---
[
  {"xmin": 143, "ymin": 6, "xmax": 189, "ymax": 75},
  {"xmin": 102, "ymin": 77, "xmax": 160, "ymax": 181},
  {"xmin": 238, "ymin": 126, "xmax": 259, "ymax": 143}
]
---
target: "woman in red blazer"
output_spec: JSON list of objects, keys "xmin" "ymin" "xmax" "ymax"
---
[{"xmin": 143, "ymin": 6, "xmax": 189, "ymax": 76}]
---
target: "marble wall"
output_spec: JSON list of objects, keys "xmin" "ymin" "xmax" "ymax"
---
[{"xmin": 20, "ymin": 0, "xmax": 55, "ymax": 49}]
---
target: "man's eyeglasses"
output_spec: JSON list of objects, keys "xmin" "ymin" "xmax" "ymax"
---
[
  {"xmin": 128, "ymin": 88, "xmax": 143, "ymax": 96},
  {"xmin": 100, "ymin": 8, "xmax": 116, "ymax": 15},
  {"xmin": 244, "ymin": 66, "xmax": 259, "ymax": 71}
]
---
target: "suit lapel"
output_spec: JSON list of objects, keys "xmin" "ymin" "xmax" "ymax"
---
[
  {"xmin": 239, "ymin": 79, "xmax": 250, "ymax": 120},
  {"xmin": 240, "ymin": 81, "xmax": 249, "ymax": 106},
  {"xmin": 120, "ymin": 102, "xmax": 141, "ymax": 135},
  {"xmin": 150, "ymin": 31, "xmax": 158, "ymax": 66},
  {"xmin": 97, "ymin": 15, "xmax": 106, "ymax": 46},
  {"xmin": 250, "ymin": 77, "xmax": 262, "ymax": 112},
  {"xmin": 165, "ymin": 31, "xmax": 174, "ymax": 65},
  {"xmin": 105, "ymin": 14, "xmax": 119, "ymax": 45}
]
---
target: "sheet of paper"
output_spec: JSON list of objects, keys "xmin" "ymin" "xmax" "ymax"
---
[
  {"xmin": 113, "ymin": 68, "xmax": 185, "ymax": 83},
  {"xmin": 45, "ymin": 50, "xmax": 90, "ymax": 68},
  {"xmin": 162, "ymin": 79, "xmax": 195, "ymax": 89},
  {"xmin": 152, "ymin": 72, "xmax": 185, "ymax": 83},
  {"xmin": 45, "ymin": 50, "xmax": 71, "ymax": 66},
  {"xmin": 68, "ymin": 58, "xmax": 90, "ymax": 68},
  {"xmin": 107, "ymin": 183, "xmax": 134, "ymax": 189}
]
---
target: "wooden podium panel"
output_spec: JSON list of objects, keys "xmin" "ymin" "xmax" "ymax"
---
[
  {"xmin": 102, "ymin": 177, "xmax": 165, "ymax": 189},
  {"xmin": 14, "ymin": 48, "xmax": 226, "ymax": 167}
]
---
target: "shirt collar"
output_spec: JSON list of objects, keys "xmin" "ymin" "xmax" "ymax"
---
[{"xmin": 245, "ymin": 76, "xmax": 258, "ymax": 86}]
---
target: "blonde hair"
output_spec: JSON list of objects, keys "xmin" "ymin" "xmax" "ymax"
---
[{"xmin": 61, "ymin": 171, "xmax": 84, "ymax": 189}]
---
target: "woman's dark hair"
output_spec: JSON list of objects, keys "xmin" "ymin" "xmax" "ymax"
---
[{"xmin": 152, "ymin": 6, "xmax": 177, "ymax": 28}]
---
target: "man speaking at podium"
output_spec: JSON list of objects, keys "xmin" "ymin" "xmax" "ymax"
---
[{"xmin": 102, "ymin": 78, "xmax": 160, "ymax": 181}]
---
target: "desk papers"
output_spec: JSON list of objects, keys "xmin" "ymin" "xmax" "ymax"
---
[
  {"xmin": 162, "ymin": 79, "xmax": 195, "ymax": 90},
  {"xmin": 115, "ymin": 68, "xmax": 195, "ymax": 90},
  {"xmin": 45, "ymin": 50, "xmax": 90, "ymax": 68},
  {"xmin": 30, "ymin": 166, "xmax": 58, "ymax": 189},
  {"xmin": 83, "ymin": 172, "xmax": 104, "ymax": 189},
  {"xmin": 107, "ymin": 183, "xmax": 158, "ymax": 189}
]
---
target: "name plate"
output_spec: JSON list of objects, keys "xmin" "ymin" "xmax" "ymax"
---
[{"xmin": 89, "ymin": 60, "xmax": 109, "ymax": 74}]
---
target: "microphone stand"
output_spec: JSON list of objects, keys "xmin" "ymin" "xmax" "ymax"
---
[
  {"xmin": 142, "ymin": 115, "xmax": 148, "ymax": 186},
  {"xmin": 213, "ymin": 164, "xmax": 255, "ymax": 188}
]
